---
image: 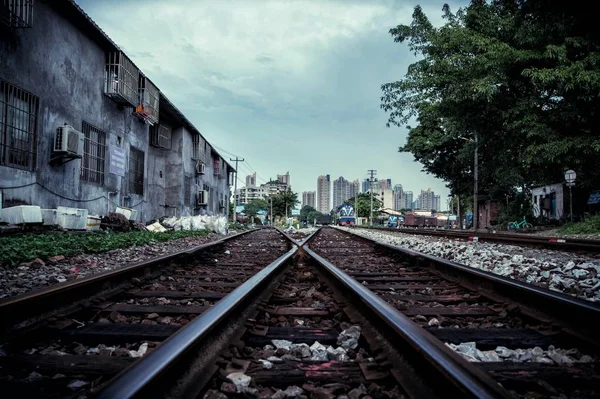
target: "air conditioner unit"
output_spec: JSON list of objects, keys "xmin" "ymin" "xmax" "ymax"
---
[
  {"xmin": 197, "ymin": 190, "xmax": 208, "ymax": 206},
  {"xmin": 54, "ymin": 125, "xmax": 84, "ymax": 157},
  {"xmin": 219, "ymin": 199, "xmax": 226, "ymax": 209},
  {"xmin": 195, "ymin": 162, "xmax": 205, "ymax": 175}
]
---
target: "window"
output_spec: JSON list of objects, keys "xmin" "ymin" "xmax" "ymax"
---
[
  {"xmin": 81, "ymin": 121, "xmax": 107, "ymax": 185},
  {"xmin": 128, "ymin": 147, "xmax": 144, "ymax": 195},
  {"xmin": 135, "ymin": 75, "xmax": 159, "ymax": 125},
  {"xmin": 192, "ymin": 134, "xmax": 205, "ymax": 161},
  {"xmin": 1, "ymin": 0, "xmax": 34, "ymax": 28},
  {"xmin": 105, "ymin": 52, "xmax": 139, "ymax": 107},
  {"xmin": 150, "ymin": 122, "xmax": 171, "ymax": 149},
  {"xmin": 184, "ymin": 176, "xmax": 191, "ymax": 206},
  {"xmin": 0, "ymin": 79, "xmax": 38, "ymax": 170}
]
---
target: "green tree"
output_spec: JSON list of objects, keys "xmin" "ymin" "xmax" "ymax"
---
[
  {"xmin": 300, "ymin": 205, "xmax": 321, "ymax": 222},
  {"xmin": 381, "ymin": 1, "xmax": 600, "ymax": 204},
  {"xmin": 244, "ymin": 198, "xmax": 269, "ymax": 223},
  {"xmin": 348, "ymin": 193, "xmax": 382, "ymax": 218},
  {"xmin": 269, "ymin": 189, "xmax": 299, "ymax": 217}
]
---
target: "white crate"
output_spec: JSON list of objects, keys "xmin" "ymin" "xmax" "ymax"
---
[
  {"xmin": 41, "ymin": 209, "xmax": 57, "ymax": 226},
  {"xmin": 0, "ymin": 205, "xmax": 42, "ymax": 224},
  {"xmin": 86, "ymin": 216, "xmax": 102, "ymax": 231},
  {"xmin": 116, "ymin": 206, "xmax": 138, "ymax": 221},
  {"xmin": 56, "ymin": 206, "xmax": 88, "ymax": 230}
]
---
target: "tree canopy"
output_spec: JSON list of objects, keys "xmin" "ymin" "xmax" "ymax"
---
[
  {"xmin": 348, "ymin": 193, "xmax": 382, "ymax": 218},
  {"xmin": 244, "ymin": 198, "xmax": 269, "ymax": 222},
  {"xmin": 381, "ymin": 1, "xmax": 600, "ymax": 204},
  {"xmin": 300, "ymin": 205, "xmax": 322, "ymax": 223},
  {"xmin": 269, "ymin": 189, "xmax": 300, "ymax": 217}
]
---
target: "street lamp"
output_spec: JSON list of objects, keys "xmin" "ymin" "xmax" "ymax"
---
[
  {"xmin": 565, "ymin": 169, "xmax": 576, "ymax": 222},
  {"xmin": 460, "ymin": 134, "xmax": 478, "ymax": 230}
]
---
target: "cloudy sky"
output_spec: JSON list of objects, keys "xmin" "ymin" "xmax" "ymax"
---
[{"xmin": 78, "ymin": 0, "xmax": 467, "ymax": 209}]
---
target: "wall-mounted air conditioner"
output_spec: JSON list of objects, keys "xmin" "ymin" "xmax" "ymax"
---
[
  {"xmin": 54, "ymin": 125, "xmax": 84, "ymax": 157},
  {"xmin": 195, "ymin": 162, "xmax": 205, "ymax": 175},
  {"xmin": 197, "ymin": 190, "xmax": 208, "ymax": 206}
]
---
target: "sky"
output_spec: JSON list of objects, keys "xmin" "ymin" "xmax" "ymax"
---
[{"xmin": 78, "ymin": 0, "xmax": 467, "ymax": 209}]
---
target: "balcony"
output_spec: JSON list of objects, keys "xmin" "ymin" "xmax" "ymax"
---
[
  {"xmin": 1, "ymin": 0, "xmax": 34, "ymax": 28},
  {"xmin": 134, "ymin": 75, "xmax": 159, "ymax": 125},
  {"xmin": 105, "ymin": 51, "xmax": 139, "ymax": 107}
]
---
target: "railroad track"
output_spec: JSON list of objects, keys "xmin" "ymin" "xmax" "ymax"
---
[
  {"xmin": 95, "ymin": 229, "xmax": 512, "ymax": 399},
  {"xmin": 307, "ymin": 227, "xmax": 600, "ymax": 398},
  {"xmin": 0, "ymin": 228, "xmax": 293, "ymax": 398},
  {"xmin": 358, "ymin": 226, "xmax": 600, "ymax": 253}
]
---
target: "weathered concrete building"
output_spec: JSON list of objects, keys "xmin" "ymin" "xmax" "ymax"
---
[{"xmin": 0, "ymin": 0, "xmax": 233, "ymax": 222}]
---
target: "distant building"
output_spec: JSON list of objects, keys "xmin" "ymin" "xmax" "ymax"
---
[
  {"xmin": 317, "ymin": 175, "xmax": 331, "ymax": 213},
  {"xmin": 393, "ymin": 184, "xmax": 403, "ymax": 210},
  {"xmin": 348, "ymin": 179, "xmax": 360, "ymax": 200},
  {"xmin": 362, "ymin": 179, "xmax": 370, "ymax": 193},
  {"xmin": 402, "ymin": 191, "xmax": 413, "ymax": 210},
  {"xmin": 277, "ymin": 171, "xmax": 290, "ymax": 187},
  {"xmin": 379, "ymin": 189, "xmax": 393, "ymax": 210},
  {"xmin": 246, "ymin": 173, "xmax": 256, "ymax": 187},
  {"xmin": 420, "ymin": 188, "xmax": 435, "ymax": 210},
  {"xmin": 302, "ymin": 191, "xmax": 316, "ymax": 209}
]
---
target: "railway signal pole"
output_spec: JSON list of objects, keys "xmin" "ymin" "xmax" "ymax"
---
[
  {"xmin": 367, "ymin": 169, "xmax": 377, "ymax": 226},
  {"xmin": 230, "ymin": 157, "xmax": 244, "ymax": 223}
]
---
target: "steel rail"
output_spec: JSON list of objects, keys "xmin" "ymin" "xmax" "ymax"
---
[
  {"xmin": 97, "ymin": 245, "xmax": 298, "ymax": 399},
  {"xmin": 0, "ymin": 229, "xmax": 256, "ymax": 329},
  {"xmin": 336, "ymin": 227, "xmax": 600, "ymax": 341},
  {"xmin": 357, "ymin": 226, "xmax": 600, "ymax": 253},
  {"xmin": 303, "ymin": 245, "xmax": 511, "ymax": 399}
]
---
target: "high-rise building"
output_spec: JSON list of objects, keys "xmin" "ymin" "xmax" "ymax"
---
[
  {"xmin": 362, "ymin": 179, "xmax": 370, "ymax": 193},
  {"xmin": 316, "ymin": 175, "xmax": 331, "ymax": 213},
  {"xmin": 420, "ymin": 188, "xmax": 435, "ymax": 210},
  {"xmin": 433, "ymin": 195, "xmax": 441, "ymax": 212},
  {"xmin": 348, "ymin": 180, "xmax": 360, "ymax": 200},
  {"xmin": 246, "ymin": 173, "xmax": 256, "ymax": 187},
  {"xmin": 393, "ymin": 184, "xmax": 403, "ymax": 210},
  {"xmin": 333, "ymin": 176, "xmax": 351, "ymax": 209},
  {"xmin": 402, "ymin": 191, "xmax": 414, "ymax": 210},
  {"xmin": 277, "ymin": 172, "xmax": 290, "ymax": 187},
  {"xmin": 378, "ymin": 179, "xmax": 392, "ymax": 191},
  {"xmin": 302, "ymin": 191, "xmax": 316, "ymax": 209}
]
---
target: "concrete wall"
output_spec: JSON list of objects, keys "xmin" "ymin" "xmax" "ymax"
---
[{"xmin": 0, "ymin": 1, "xmax": 230, "ymax": 222}]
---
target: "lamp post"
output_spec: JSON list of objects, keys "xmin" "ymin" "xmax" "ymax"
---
[
  {"xmin": 460, "ymin": 134, "xmax": 478, "ymax": 230},
  {"xmin": 565, "ymin": 169, "xmax": 576, "ymax": 222}
]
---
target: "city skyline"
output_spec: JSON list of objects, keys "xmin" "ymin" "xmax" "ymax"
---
[{"xmin": 236, "ymin": 171, "xmax": 447, "ymax": 211}]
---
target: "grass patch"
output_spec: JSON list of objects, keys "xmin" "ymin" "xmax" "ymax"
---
[
  {"xmin": 0, "ymin": 230, "xmax": 212, "ymax": 266},
  {"xmin": 558, "ymin": 216, "xmax": 600, "ymax": 236}
]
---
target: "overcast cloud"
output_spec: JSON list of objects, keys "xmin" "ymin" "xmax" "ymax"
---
[{"xmin": 78, "ymin": 0, "xmax": 467, "ymax": 209}]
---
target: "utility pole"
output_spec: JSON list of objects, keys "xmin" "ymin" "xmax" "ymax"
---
[
  {"xmin": 229, "ymin": 157, "xmax": 244, "ymax": 223},
  {"xmin": 473, "ymin": 132, "xmax": 478, "ymax": 231},
  {"xmin": 367, "ymin": 169, "xmax": 377, "ymax": 226}
]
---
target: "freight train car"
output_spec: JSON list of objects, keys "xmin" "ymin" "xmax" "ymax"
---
[{"xmin": 404, "ymin": 213, "xmax": 438, "ymax": 227}]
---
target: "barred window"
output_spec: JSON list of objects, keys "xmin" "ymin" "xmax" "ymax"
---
[
  {"xmin": 0, "ymin": 79, "xmax": 38, "ymax": 170},
  {"xmin": 81, "ymin": 121, "xmax": 106, "ymax": 185},
  {"xmin": 192, "ymin": 134, "xmax": 205, "ymax": 161},
  {"xmin": 184, "ymin": 176, "xmax": 191, "ymax": 206},
  {"xmin": 150, "ymin": 122, "xmax": 171, "ymax": 149},
  {"xmin": 128, "ymin": 147, "xmax": 144, "ymax": 195}
]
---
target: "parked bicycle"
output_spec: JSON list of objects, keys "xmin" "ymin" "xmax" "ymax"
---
[{"xmin": 507, "ymin": 217, "xmax": 533, "ymax": 231}]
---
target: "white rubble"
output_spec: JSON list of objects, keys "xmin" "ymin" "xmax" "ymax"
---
[
  {"xmin": 446, "ymin": 342, "xmax": 595, "ymax": 364},
  {"xmin": 345, "ymin": 228, "xmax": 600, "ymax": 302}
]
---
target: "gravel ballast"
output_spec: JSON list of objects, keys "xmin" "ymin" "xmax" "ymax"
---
[
  {"xmin": 343, "ymin": 227, "xmax": 600, "ymax": 302},
  {"xmin": 0, "ymin": 232, "xmax": 236, "ymax": 299}
]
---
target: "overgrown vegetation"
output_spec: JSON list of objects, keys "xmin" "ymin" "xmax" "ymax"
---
[
  {"xmin": 381, "ymin": 1, "xmax": 600, "ymax": 214},
  {"xmin": 0, "ymin": 230, "xmax": 211, "ymax": 266},
  {"xmin": 558, "ymin": 216, "xmax": 600, "ymax": 236}
]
